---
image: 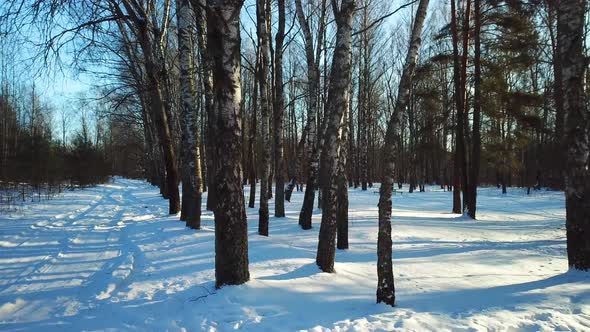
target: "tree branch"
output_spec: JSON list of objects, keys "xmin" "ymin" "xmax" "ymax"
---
[{"xmin": 352, "ymin": 0, "xmax": 418, "ymax": 37}]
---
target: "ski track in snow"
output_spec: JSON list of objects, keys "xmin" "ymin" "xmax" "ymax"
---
[{"xmin": 0, "ymin": 178, "xmax": 588, "ymax": 331}]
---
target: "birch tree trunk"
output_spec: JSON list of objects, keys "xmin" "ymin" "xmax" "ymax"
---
[
  {"xmin": 248, "ymin": 55, "xmax": 259, "ymax": 209},
  {"xmin": 459, "ymin": 0, "xmax": 471, "ymax": 213},
  {"xmin": 295, "ymin": 0, "xmax": 325, "ymax": 230},
  {"xmin": 141, "ymin": 40, "xmax": 180, "ymax": 215},
  {"xmin": 315, "ymin": 0, "xmax": 355, "ymax": 273},
  {"xmin": 206, "ymin": 0, "xmax": 250, "ymax": 287},
  {"xmin": 450, "ymin": 0, "xmax": 468, "ymax": 214},
  {"xmin": 557, "ymin": 0, "xmax": 590, "ymax": 271},
  {"xmin": 548, "ymin": 0, "xmax": 565, "ymax": 143},
  {"xmin": 193, "ymin": 0, "xmax": 217, "ymax": 212},
  {"xmin": 377, "ymin": 0, "xmax": 429, "ymax": 306},
  {"xmin": 177, "ymin": 0, "xmax": 203, "ymax": 229},
  {"xmin": 257, "ymin": 0, "xmax": 271, "ymax": 236},
  {"xmin": 359, "ymin": 6, "xmax": 369, "ymax": 191},
  {"xmin": 273, "ymin": 0, "xmax": 286, "ymax": 218},
  {"xmin": 348, "ymin": 76, "xmax": 355, "ymax": 188},
  {"xmin": 550, "ymin": 0, "xmax": 566, "ymax": 189},
  {"xmin": 336, "ymin": 97, "xmax": 350, "ymax": 250},
  {"xmin": 467, "ymin": 0, "xmax": 481, "ymax": 219}
]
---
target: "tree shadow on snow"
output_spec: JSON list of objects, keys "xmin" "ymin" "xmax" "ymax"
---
[{"xmin": 400, "ymin": 270, "xmax": 590, "ymax": 314}]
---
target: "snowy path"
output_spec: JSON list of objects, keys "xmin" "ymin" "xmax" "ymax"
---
[{"xmin": 0, "ymin": 178, "xmax": 589, "ymax": 331}]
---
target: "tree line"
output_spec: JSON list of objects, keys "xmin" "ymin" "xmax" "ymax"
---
[
  {"xmin": 0, "ymin": 0, "xmax": 588, "ymax": 305},
  {"xmin": 0, "ymin": 82, "xmax": 136, "ymax": 188}
]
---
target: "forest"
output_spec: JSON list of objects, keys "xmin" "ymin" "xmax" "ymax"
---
[{"xmin": 0, "ymin": 0, "xmax": 588, "ymax": 330}]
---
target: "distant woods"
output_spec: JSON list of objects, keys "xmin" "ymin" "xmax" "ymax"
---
[
  {"xmin": 0, "ymin": 85, "xmax": 135, "ymax": 188},
  {"xmin": 0, "ymin": 0, "xmax": 588, "ymax": 303}
]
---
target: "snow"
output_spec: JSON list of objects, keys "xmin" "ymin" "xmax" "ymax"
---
[{"xmin": 0, "ymin": 178, "xmax": 588, "ymax": 331}]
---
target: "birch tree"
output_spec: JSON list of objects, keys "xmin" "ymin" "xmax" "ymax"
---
[
  {"xmin": 176, "ymin": 0, "xmax": 203, "ymax": 229},
  {"xmin": 257, "ymin": 0, "xmax": 271, "ymax": 236},
  {"xmin": 558, "ymin": 0, "xmax": 589, "ymax": 270},
  {"xmin": 295, "ymin": 0, "xmax": 327, "ymax": 230},
  {"xmin": 450, "ymin": 0, "xmax": 469, "ymax": 214},
  {"xmin": 466, "ymin": 0, "xmax": 481, "ymax": 219},
  {"xmin": 377, "ymin": 0, "xmax": 429, "ymax": 306},
  {"xmin": 316, "ymin": 0, "xmax": 355, "ymax": 273},
  {"xmin": 273, "ymin": 0, "xmax": 286, "ymax": 218},
  {"xmin": 336, "ymin": 99, "xmax": 350, "ymax": 250},
  {"xmin": 110, "ymin": 0, "xmax": 181, "ymax": 215},
  {"xmin": 192, "ymin": 0, "xmax": 217, "ymax": 212},
  {"xmin": 206, "ymin": 0, "xmax": 250, "ymax": 287}
]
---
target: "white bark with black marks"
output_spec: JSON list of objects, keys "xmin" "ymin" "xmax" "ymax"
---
[
  {"xmin": 558, "ymin": 0, "xmax": 589, "ymax": 271},
  {"xmin": 192, "ymin": 0, "xmax": 217, "ymax": 212},
  {"xmin": 295, "ymin": 0, "xmax": 326, "ymax": 230},
  {"xmin": 206, "ymin": 0, "xmax": 250, "ymax": 287},
  {"xmin": 257, "ymin": 0, "xmax": 271, "ymax": 236},
  {"xmin": 176, "ymin": 0, "xmax": 203, "ymax": 229},
  {"xmin": 377, "ymin": 0, "xmax": 429, "ymax": 306},
  {"xmin": 273, "ymin": 0, "xmax": 286, "ymax": 218},
  {"xmin": 316, "ymin": 0, "xmax": 355, "ymax": 273}
]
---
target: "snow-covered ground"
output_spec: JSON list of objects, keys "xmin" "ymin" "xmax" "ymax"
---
[{"xmin": 0, "ymin": 178, "xmax": 588, "ymax": 331}]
